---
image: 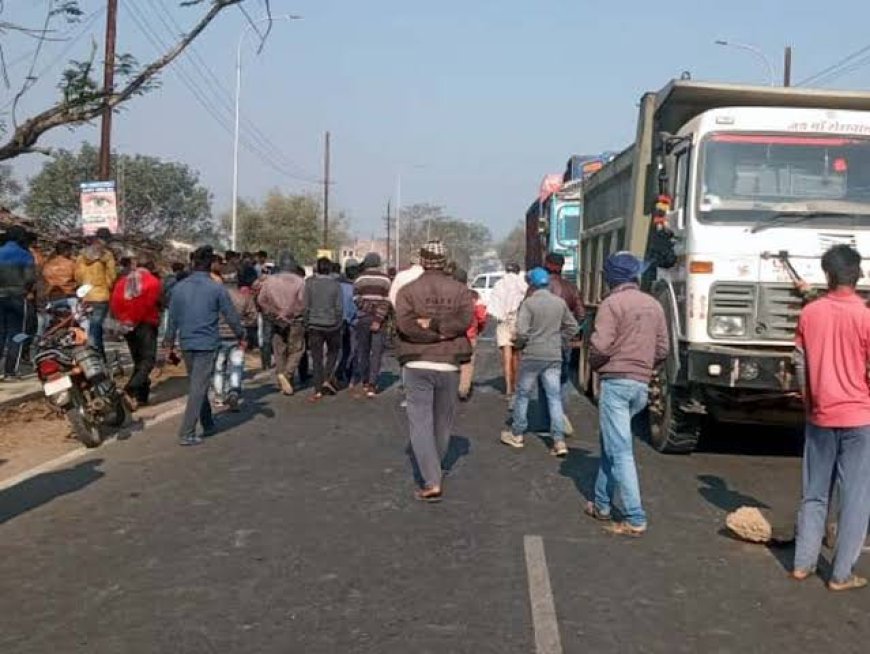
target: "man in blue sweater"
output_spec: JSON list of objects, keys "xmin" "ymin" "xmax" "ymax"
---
[{"xmin": 164, "ymin": 246, "xmax": 245, "ymax": 446}]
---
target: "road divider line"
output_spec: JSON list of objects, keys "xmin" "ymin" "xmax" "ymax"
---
[{"xmin": 524, "ymin": 535, "xmax": 563, "ymax": 654}]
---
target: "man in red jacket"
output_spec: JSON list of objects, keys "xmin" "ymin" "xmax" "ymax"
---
[{"xmin": 110, "ymin": 258, "xmax": 162, "ymax": 409}]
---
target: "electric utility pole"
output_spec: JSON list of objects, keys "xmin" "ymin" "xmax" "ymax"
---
[
  {"xmin": 784, "ymin": 46, "xmax": 793, "ymax": 86},
  {"xmin": 323, "ymin": 130, "xmax": 330, "ymax": 249},
  {"xmin": 98, "ymin": 0, "xmax": 118, "ymax": 181},
  {"xmin": 385, "ymin": 199, "xmax": 392, "ymax": 267}
]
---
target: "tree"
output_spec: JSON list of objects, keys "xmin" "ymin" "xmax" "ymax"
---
[
  {"xmin": 0, "ymin": 165, "xmax": 22, "ymax": 209},
  {"xmin": 223, "ymin": 190, "xmax": 351, "ymax": 262},
  {"xmin": 497, "ymin": 221, "xmax": 525, "ymax": 267},
  {"xmin": 399, "ymin": 203, "xmax": 492, "ymax": 270},
  {"xmin": 26, "ymin": 142, "xmax": 215, "ymax": 240},
  {"xmin": 0, "ymin": 1, "xmax": 271, "ymax": 162}
]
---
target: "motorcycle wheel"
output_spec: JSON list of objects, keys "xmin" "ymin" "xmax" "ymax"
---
[
  {"xmin": 104, "ymin": 393, "xmax": 128, "ymax": 428},
  {"xmin": 66, "ymin": 403, "xmax": 103, "ymax": 448}
]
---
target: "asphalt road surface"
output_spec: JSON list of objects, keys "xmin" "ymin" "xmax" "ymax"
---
[{"xmin": 1, "ymin": 342, "xmax": 867, "ymax": 653}]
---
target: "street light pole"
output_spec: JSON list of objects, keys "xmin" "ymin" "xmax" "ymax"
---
[
  {"xmin": 232, "ymin": 14, "xmax": 302, "ymax": 251},
  {"xmin": 715, "ymin": 39, "xmax": 776, "ymax": 86},
  {"xmin": 395, "ymin": 173, "xmax": 402, "ymax": 268}
]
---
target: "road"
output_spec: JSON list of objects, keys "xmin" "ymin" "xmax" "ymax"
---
[{"xmin": 0, "ymin": 342, "xmax": 867, "ymax": 653}]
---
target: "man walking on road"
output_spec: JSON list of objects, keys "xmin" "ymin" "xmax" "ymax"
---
[
  {"xmin": 500, "ymin": 267, "xmax": 578, "ymax": 457},
  {"xmin": 0, "ymin": 226, "xmax": 35, "ymax": 380},
  {"xmin": 488, "ymin": 262, "xmax": 527, "ymax": 401},
  {"xmin": 336, "ymin": 259, "xmax": 359, "ymax": 386},
  {"xmin": 110, "ymin": 258, "xmax": 162, "ymax": 409},
  {"xmin": 305, "ymin": 257, "xmax": 343, "ymax": 401},
  {"xmin": 395, "ymin": 240, "xmax": 473, "ymax": 502},
  {"xmin": 353, "ymin": 253, "xmax": 392, "ymax": 397},
  {"xmin": 164, "ymin": 246, "xmax": 245, "ymax": 446},
  {"xmin": 792, "ymin": 245, "xmax": 870, "ymax": 591},
  {"xmin": 586, "ymin": 252, "xmax": 668, "ymax": 537},
  {"xmin": 257, "ymin": 252, "xmax": 306, "ymax": 396}
]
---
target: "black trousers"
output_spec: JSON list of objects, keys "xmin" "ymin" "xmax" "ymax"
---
[
  {"xmin": 124, "ymin": 323, "xmax": 158, "ymax": 403},
  {"xmin": 308, "ymin": 327, "xmax": 342, "ymax": 390}
]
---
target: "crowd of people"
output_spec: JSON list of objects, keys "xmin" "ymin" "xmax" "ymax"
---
[{"xmin": 2, "ymin": 223, "xmax": 868, "ymax": 590}]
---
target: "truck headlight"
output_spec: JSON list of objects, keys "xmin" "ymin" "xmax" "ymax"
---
[{"xmin": 710, "ymin": 315, "xmax": 746, "ymax": 337}]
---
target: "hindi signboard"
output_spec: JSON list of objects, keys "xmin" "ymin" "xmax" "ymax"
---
[{"xmin": 80, "ymin": 181, "xmax": 119, "ymax": 235}]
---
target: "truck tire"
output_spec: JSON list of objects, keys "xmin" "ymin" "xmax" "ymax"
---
[{"xmin": 648, "ymin": 364, "xmax": 700, "ymax": 454}]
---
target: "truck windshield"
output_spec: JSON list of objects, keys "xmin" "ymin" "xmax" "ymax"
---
[
  {"xmin": 556, "ymin": 204, "xmax": 580, "ymax": 245},
  {"xmin": 697, "ymin": 133, "xmax": 870, "ymax": 227}
]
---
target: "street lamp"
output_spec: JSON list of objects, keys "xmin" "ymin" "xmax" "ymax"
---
[
  {"xmin": 715, "ymin": 39, "xmax": 775, "ymax": 86},
  {"xmin": 232, "ymin": 14, "xmax": 302, "ymax": 251}
]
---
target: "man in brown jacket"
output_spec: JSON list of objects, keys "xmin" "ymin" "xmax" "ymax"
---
[
  {"xmin": 587, "ymin": 251, "xmax": 668, "ymax": 537},
  {"xmin": 395, "ymin": 240, "xmax": 473, "ymax": 502},
  {"xmin": 41, "ymin": 241, "xmax": 78, "ymax": 302}
]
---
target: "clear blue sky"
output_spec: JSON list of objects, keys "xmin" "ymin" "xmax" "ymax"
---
[{"xmin": 6, "ymin": 0, "xmax": 870, "ymax": 240}]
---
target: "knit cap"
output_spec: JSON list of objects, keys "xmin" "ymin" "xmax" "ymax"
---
[{"xmin": 420, "ymin": 239, "xmax": 447, "ymax": 270}]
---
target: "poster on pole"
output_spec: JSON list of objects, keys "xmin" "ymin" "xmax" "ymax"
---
[{"xmin": 79, "ymin": 181, "xmax": 119, "ymax": 235}]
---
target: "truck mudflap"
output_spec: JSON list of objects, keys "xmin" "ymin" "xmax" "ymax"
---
[{"xmin": 686, "ymin": 343, "xmax": 798, "ymax": 392}]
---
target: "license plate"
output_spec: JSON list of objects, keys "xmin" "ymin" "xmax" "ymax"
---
[{"xmin": 43, "ymin": 375, "xmax": 73, "ymax": 396}]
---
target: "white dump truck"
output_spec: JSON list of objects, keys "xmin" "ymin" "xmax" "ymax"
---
[{"xmin": 578, "ymin": 80, "xmax": 870, "ymax": 453}]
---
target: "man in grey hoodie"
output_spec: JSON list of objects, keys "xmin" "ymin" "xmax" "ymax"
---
[
  {"xmin": 305, "ymin": 257, "xmax": 343, "ymax": 401},
  {"xmin": 500, "ymin": 267, "xmax": 579, "ymax": 457}
]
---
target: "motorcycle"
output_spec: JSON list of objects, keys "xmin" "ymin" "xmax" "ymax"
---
[{"xmin": 31, "ymin": 285, "xmax": 127, "ymax": 447}]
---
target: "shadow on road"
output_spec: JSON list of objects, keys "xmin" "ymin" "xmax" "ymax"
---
[
  {"xmin": 558, "ymin": 446, "xmax": 601, "ymax": 505},
  {"xmin": 0, "ymin": 459, "xmax": 104, "ymax": 525},
  {"xmin": 696, "ymin": 422, "xmax": 804, "ymax": 457},
  {"xmin": 697, "ymin": 474, "xmax": 769, "ymax": 512}
]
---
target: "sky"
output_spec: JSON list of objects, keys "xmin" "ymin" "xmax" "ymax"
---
[{"xmin": 5, "ymin": 0, "xmax": 870, "ymax": 241}]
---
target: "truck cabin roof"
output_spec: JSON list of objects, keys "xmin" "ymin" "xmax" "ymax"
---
[{"xmin": 652, "ymin": 80, "xmax": 870, "ymax": 135}]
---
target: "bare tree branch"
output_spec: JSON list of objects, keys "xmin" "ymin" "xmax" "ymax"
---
[{"xmin": 0, "ymin": 0, "xmax": 253, "ymax": 162}]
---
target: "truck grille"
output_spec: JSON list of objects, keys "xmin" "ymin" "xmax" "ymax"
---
[{"xmin": 709, "ymin": 282, "xmax": 802, "ymax": 341}]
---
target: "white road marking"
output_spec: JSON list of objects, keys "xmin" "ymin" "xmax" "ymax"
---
[{"xmin": 524, "ymin": 535, "xmax": 563, "ymax": 654}]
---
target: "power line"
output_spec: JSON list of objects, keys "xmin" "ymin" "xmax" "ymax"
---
[
  {"xmin": 149, "ymin": 0, "xmax": 316, "ymax": 181},
  {"xmin": 126, "ymin": 2, "xmax": 321, "ymax": 186},
  {"xmin": 798, "ymin": 42, "xmax": 870, "ymax": 86}
]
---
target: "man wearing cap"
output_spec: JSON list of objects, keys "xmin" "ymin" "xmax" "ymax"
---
[
  {"xmin": 395, "ymin": 240, "xmax": 474, "ymax": 502},
  {"xmin": 586, "ymin": 251, "xmax": 669, "ymax": 536},
  {"xmin": 74, "ymin": 228, "xmax": 117, "ymax": 357},
  {"xmin": 353, "ymin": 252, "xmax": 392, "ymax": 397},
  {"xmin": 500, "ymin": 267, "xmax": 579, "ymax": 457}
]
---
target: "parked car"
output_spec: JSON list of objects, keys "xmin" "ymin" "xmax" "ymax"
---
[{"xmin": 469, "ymin": 271, "xmax": 504, "ymax": 305}]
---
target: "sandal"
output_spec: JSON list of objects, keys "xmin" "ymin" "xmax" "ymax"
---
[
  {"xmin": 604, "ymin": 521, "xmax": 647, "ymax": 537},
  {"xmin": 322, "ymin": 381, "xmax": 338, "ymax": 396},
  {"xmin": 307, "ymin": 392, "xmax": 323, "ymax": 404},
  {"xmin": 828, "ymin": 575, "xmax": 868, "ymax": 592},
  {"xmin": 414, "ymin": 487, "xmax": 443, "ymax": 503},
  {"xmin": 584, "ymin": 501, "xmax": 612, "ymax": 522}
]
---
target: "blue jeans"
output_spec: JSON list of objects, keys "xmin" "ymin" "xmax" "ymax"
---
[
  {"xmin": 594, "ymin": 378, "xmax": 649, "ymax": 528},
  {"xmin": 794, "ymin": 423, "xmax": 870, "ymax": 582},
  {"xmin": 88, "ymin": 301, "xmax": 110, "ymax": 357},
  {"xmin": 213, "ymin": 341, "xmax": 244, "ymax": 401},
  {"xmin": 511, "ymin": 359, "xmax": 564, "ymax": 442}
]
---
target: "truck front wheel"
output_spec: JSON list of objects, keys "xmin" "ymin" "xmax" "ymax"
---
[{"xmin": 648, "ymin": 366, "xmax": 701, "ymax": 454}]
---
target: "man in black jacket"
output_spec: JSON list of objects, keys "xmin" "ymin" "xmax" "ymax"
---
[{"xmin": 305, "ymin": 257, "xmax": 343, "ymax": 401}]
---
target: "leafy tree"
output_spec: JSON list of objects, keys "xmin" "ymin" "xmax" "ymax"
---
[
  {"xmin": 0, "ymin": 1, "xmax": 272, "ymax": 161},
  {"xmin": 0, "ymin": 164, "xmax": 22, "ymax": 209},
  {"xmin": 224, "ymin": 190, "xmax": 351, "ymax": 263},
  {"xmin": 25, "ymin": 142, "xmax": 214, "ymax": 240},
  {"xmin": 399, "ymin": 203, "xmax": 492, "ymax": 270},
  {"xmin": 497, "ymin": 221, "xmax": 525, "ymax": 267}
]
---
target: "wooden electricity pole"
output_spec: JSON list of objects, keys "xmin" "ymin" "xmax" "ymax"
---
[
  {"xmin": 783, "ymin": 46, "xmax": 793, "ymax": 87},
  {"xmin": 98, "ymin": 0, "xmax": 119, "ymax": 181}
]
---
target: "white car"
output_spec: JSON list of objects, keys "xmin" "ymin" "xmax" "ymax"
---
[{"xmin": 469, "ymin": 271, "xmax": 504, "ymax": 305}]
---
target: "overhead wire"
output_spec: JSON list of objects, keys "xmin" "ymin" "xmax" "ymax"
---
[
  {"xmin": 126, "ymin": 0, "xmax": 321, "ymax": 186},
  {"xmin": 798, "ymin": 42, "xmax": 870, "ymax": 87},
  {"xmin": 149, "ymin": 0, "xmax": 315, "ymax": 181}
]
